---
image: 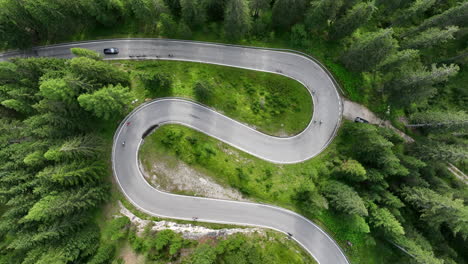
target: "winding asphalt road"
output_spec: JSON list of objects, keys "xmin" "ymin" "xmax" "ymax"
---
[{"xmin": 0, "ymin": 39, "xmax": 347, "ymax": 264}]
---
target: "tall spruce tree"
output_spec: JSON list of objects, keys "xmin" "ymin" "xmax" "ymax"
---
[
  {"xmin": 387, "ymin": 63, "xmax": 459, "ymax": 106},
  {"xmin": 180, "ymin": 0, "xmax": 206, "ymax": 28},
  {"xmin": 402, "ymin": 26, "xmax": 459, "ymax": 49},
  {"xmin": 224, "ymin": 0, "xmax": 251, "ymax": 40},
  {"xmin": 304, "ymin": 0, "xmax": 343, "ymax": 33},
  {"xmin": 330, "ymin": 1, "xmax": 376, "ymax": 40},
  {"xmin": 272, "ymin": 0, "xmax": 307, "ymax": 31},
  {"xmin": 342, "ymin": 28, "xmax": 398, "ymax": 72}
]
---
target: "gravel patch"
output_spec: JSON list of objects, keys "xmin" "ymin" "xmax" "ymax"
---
[
  {"xmin": 343, "ymin": 99, "xmax": 414, "ymax": 143},
  {"xmin": 118, "ymin": 202, "xmax": 265, "ymax": 240},
  {"xmin": 140, "ymin": 158, "xmax": 249, "ymax": 202}
]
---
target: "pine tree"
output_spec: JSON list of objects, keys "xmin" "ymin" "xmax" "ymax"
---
[
  {"xmin": 37, "ymin": 161, "xmax": 105, "ymax": 186},
  {"xmin": 408, "ymin": 110, "xmax": 468, "ymax": 132},
  {"xmin": 180, "ymin": 0, "xmax": 206, "ymax": 28},
  {"xmin": 387, "ymin": 64, "xmax": 459, "ymax": 106},
  {"xmin": 249, "ymin": 0, "xmax": 269, "ymax": 18},
  {"xmin": 77, "ymin": 84, "xmax": 133, "ymax": 120},
  {"xmin": 402, "ymin": 187, "xmax": 468, "ymax": 239},
  {"xmin": 159, "ymin": 13, "xmax": 178, "ymax": 37},
  {"xmin": 322, "ymin": 180, "xmax": 368, "ymax": 217},
  {"xmin": 272, "ymin": 0, "xmax": 307, "ymax": 31},
  {"xmin": 413, "ymin": 141, "xmax": 468, "ymax": 163},
  {"xmin": 69, "ymin": 57, "xmax": 129, "ymax": 89},
  {"xmin": 415, "ymin": 2, "xmax": 468, "ymax": 32},
  {"xmin": 377, "ymin": 49, "xmax": 420, "ymax": 71},
  {"xmin": 392, "ymin": 0, "xmax": 436, "ymax": 26},
  {"xmin": 224, "ymin": 0, "xmax": 251, "ymax": 40},
  {"xmin": 341, "ymin": 28, "xmax": 398, "ymax": 72},
  {"xmin": 402, "ymin": 26, "xmax": 459, "ymax": 49},
  {"xmin": 22, "ymin": 186, "xmax": 107, "ymax": 222},
  {"xmin": 393, "ymin": 236, "xmax": 444, "ymax": 264},
  {"xmin": 39, "ymin": 78, "xmax": 78, "ymax": 103},
  {"xmin": 369, "ymin": 204, "xmax": 405, "ymax": 238},
  {"xmin": 129, "ymin": 0, "xmax": 168, "ymax": 23},
  {"xmin": 304, "ymin": 0, "xmax": 343, "ymax": 33},
  {"xmin": 81, "ymin": 0, "xmax": 125, "ymax": 27},
  {"xmin": 335, "ymin": 159, "xmax": 367, "ymax": 182},
  {"xmin": 330, "ymin": 1, "xmax": 376, "ymax": 40},
  {"xmin": 43, "ymin": 135, "xmax": 103, "ymax": 161}
]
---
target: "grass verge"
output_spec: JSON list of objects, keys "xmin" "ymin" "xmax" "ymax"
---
[{"xmin": 119, "ymin": 60, "xmax": 312, "ymax": 136}]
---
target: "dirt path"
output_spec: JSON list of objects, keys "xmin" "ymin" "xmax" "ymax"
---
[{"xmin": 343, "ymin": 99, "xmax": 414, "ymax": 143}]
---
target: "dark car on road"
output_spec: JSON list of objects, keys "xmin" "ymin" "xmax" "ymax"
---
[
  {"xmin": 103, "ymin": 48, "xmax": 119, "ymax": 55},
  {"xmin": 354, "ymin": 117, "xmax": 369, "ymax": 123}
]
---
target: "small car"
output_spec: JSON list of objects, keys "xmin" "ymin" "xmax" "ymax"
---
[
  {"xmin": 354, "ymin": 117, "xmax": 369, "ymax": 123},
  {"xmin": 103, "ymin": 48, "xmax": 119, "ymax": 54}
]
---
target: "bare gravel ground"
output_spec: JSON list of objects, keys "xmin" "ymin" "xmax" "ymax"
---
[
  {"xmin": 139, "ymin": 158, "xmax": 249, "ymax": 202},
  {"xmin": 343, "ymin": 99, "xmax": 414, "ymax": 143},
  {"xmin": 118, "ymin": 201, "xmax": 265, "ymax": 240}
]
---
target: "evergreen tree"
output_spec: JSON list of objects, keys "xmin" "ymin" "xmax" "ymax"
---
[
  {"xmin": 414, "ymin": 2, "xmax": 468, "ymax": 32},
  {"xmin": 224, "ymin": 0, "xmax": 251, "ymax": 40},
  {"xmin": 402, "ymin": 26, "xmax": 459, "ymax": 49},
  {"xmin": 249, "ymin": 0, "xmax": 269, "ymax": 18},
  {"xmin": 387, "ymin": 64, "xmax": 459, "ymax": 106},
  {"xmin": 413, "ymin": 141, "xmax": 468, "ymax": 163},
  {"xmin": 345, "ymin": 123, "xmax": 408, "ymax": 176},
  {"xmin": 272, "ymin": 0, "xmax": 307, "ymax": 31},
  {"xmin": 393, "ymin": 236, "xmax": 444, "ymax": 264},
  {"xmin": 305, "ymin": 0, "xmax": 343, "ymax": 33},
  {"xmin": 177, "ymin": 21, "xmax": 193, "ymax": 39},
  {"xmin": 335, "ymin": 159, "xmax": 367, "ymax": 182},
  {"xmin": 377, "ymin": 49, "xmax": 420, "ymax": 71},
  {"xmin": 159, "ymin": 13, "xmax": 178, "ymax": 37},
  {"xmin": 408, "ymin": 110, "xmax": 468, "ymax": 132},
  {"xmin": 23, "ymin": 186, "xmax": 107, "ymax": 222},
  {"xmin": 290, "ymin": 24, "xmax": 308, "ymax": 47},
  {"xmin": 322, "ymin": 180, "xmax": 368, "ymax": 217},
  {"xmin": 81, "ymin": 0, "xmax": 126, "ymax": 27},
  {"xmin": 69, "ymin": 57, "xmax": 129, "ymax": 89},
  {"xmin": 78, "ymin": 84, "xmax": 133, "ymax": 120},
  {"xmin": 330, "ymin": 1, "xmax": 376, "ymax": 40},
  {"xmin": 180, "ymin": 0, "xmax": 206, "ymax": 28},
  {"xmin": 43, "ymin": 135, "xmax": 103, "ymax": 161},
  {"xmin": 128, "ymin": 0, "xmax": 168, "ymax": 23},
  {"xmin": 403, "ymin": 187, "xmax": 468, "ymax": 239},
  {"xmin": 369, "ymin": 204, "xmax": 405, "ymax": 238},
  {"xmin": 392, "ymin": 0, "xmax": 436, "ymax": 26},
  {"xmin": 39, "ymin": 78, "xmax": 77, "ymax": 103},
  {"xmin": 341, "ymin": 28, "xmax": 398, "ymax": 72},
  {"xmin": 37, "ymin": 161, "xmax": 106, "ymax": 186}
]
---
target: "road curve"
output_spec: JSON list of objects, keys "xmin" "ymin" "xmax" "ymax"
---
[{"xmin": 0, "ymin": 39, "xmax": 347, "ymax": 264}]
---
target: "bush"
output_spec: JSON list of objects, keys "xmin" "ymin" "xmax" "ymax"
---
[
  {"xmin": 70, "ymin": 48, "xmax": 103, "ymax": 60},
  {"xmin": 140, "ymin": 72, "xmax": 173, "ymax": 96},
  {"xmin": 194, "ymin": 82, "xmax": 213, "ymax": 103}
]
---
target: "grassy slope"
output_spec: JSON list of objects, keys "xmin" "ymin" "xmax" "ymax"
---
[
  {"xmin": 140, "ymin": 124, "xmax": 405, "ymax": 264},
  {"xmin": 120, "ymin": 60, "xmax": 312, "ymax": 136}
]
